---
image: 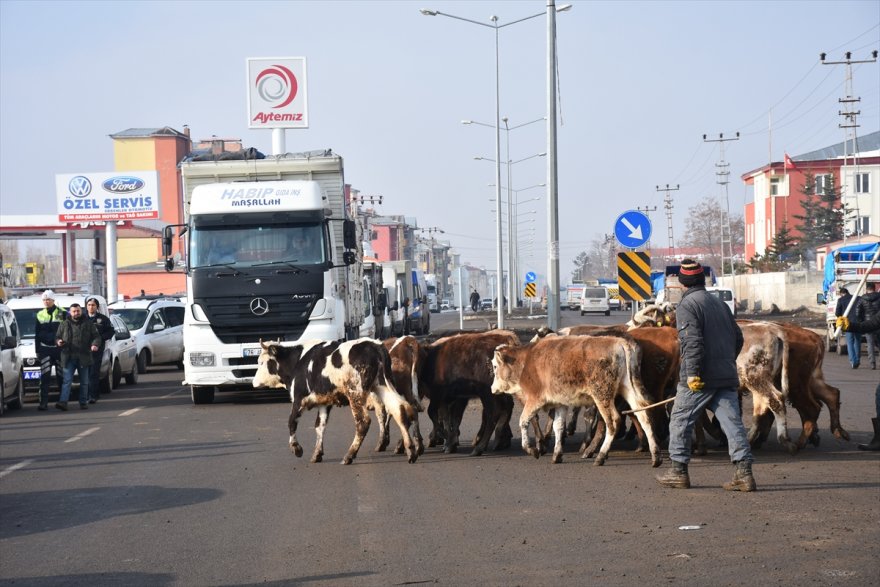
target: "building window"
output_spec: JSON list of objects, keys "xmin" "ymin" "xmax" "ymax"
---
[
  {"xmin": 770, "ymin": 177, "xmax": 780, "ymax": 196},
  {"xmin": 856, "ymin": 172, "xmax": 870, "ymax": 194},
  {"xmin": 815, "ymin": 174, "xmax": 832, "ymax": 194},
  {"xmin": 858, "ymin": 216, "xmax": 870, "ymax": 236}
]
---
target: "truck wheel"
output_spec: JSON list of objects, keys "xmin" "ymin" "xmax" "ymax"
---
[
  {"xmin": 580, "ymin": 310, "xmax": 585, "ymax": 316},
  {"xmin": 826, "ymin": 335, "xmax": 834, "ymax": 353},
  {"xmin": 836, "ymin": 334, "xmax": 846, "ymax": 356},
  {"xmin": 136, "ymin": 349, "xmax": 149, "ymax": 374},
  {"xmin": 191, "ymin": 385, "xmax": 215, "ymax": 405},
  {"xmin": 604, "ymin": 310, "xmax": 611, "ymax": 316}
]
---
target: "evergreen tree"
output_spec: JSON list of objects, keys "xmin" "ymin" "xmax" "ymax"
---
[
  {"xmin": 793, "ymin": 172, "xmax": 846, "ymax": 256},
  {"xmin": 767, "ymin": 222, "xmax": 798, "ymax": 266}
]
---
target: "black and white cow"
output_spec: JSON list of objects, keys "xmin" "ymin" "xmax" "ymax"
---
[{"xmin": 253, "ymin": 338, "xmax": 419, "ymax": 465}]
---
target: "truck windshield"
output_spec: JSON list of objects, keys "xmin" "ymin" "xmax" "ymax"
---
[{"xmin": 190, "ymin": 223, "xmax": 325, "ymax": 268}]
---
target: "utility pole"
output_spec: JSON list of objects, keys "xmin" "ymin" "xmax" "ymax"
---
[
  {"xmin": 656, "ymin": 184, "xmax": 679, "ymax": 261},
  {"xmin": 637, "ymin": 205, "xmax": 658, "ymax": 249},
  {"xmin": 703, "ymin": 132, "xmax": 739, "ymax": 278},
  {"xmin": 821, "ymin": 50, "xmax": 878, "ymax": 244}
]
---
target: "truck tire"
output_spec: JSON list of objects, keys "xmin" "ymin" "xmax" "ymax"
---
[
  {"xmin": 604, "ymin": 310, "xmax": 611, "ymax": 316},
  {"xmin": 191, "ymin": 385, "xmax": 215, "ymax": 404},
  {"xmin": 837, "ymin": 334, "xmax": 846, "ymax": 356}
]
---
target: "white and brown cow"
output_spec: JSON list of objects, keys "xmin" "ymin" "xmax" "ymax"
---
[
  {"xmin": 253, "ymin": 338, "xmax": 418, "ymax": 465},
  {"xmin": 375, "ymin": 335, "xmax": 426, "ymax": 456},
  {"xmin": 491, "ymin": 335, "xmax": 663, "ymax": 467}
]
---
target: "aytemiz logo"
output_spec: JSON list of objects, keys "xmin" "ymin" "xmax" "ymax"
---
[{"xmin": 255, "ymin": 64, "xmax": 297, "ymax": 109}]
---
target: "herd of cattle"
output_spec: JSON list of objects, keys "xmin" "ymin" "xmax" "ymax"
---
[{"xmin": 252, "ymin": 303, "xmax": 850, "ymax": 466}]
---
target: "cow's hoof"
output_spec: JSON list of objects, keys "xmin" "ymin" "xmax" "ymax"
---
[
  {"xmin": 526, "ymin": 447, "xmax": 540, "ymax": 459},
  {"xmin": 444, "ymin": 445, "xmax": 458, "ymax": 454},
  {"xmin": 833, "ymin": 428, "xmax": 850, "ymax": 441},
  {"xmin": 291, "ymin": 444, "xmax": 304, "ymax": 458},
  {"xmin": 593, "ymin": 454, "xmax": 607, "ymax": 466},
  {"xmin": 407, "ymin": 451, "xmax": 418, "ymax": 464},
  {"xmin": 809, "ymin": 432, "xmax": 821, "ymax": 447},
  {"xmin": 633, "ymin": 445, "xmax": 646, "ymax": 453},
  {"xmin": 341, "ymin": 456, "xmax": 354, "ymax": 465},
  {"xmin": 551, "ymin": 453, "xmax": 563, "ymax": 464},
  {"xmin": 783, "ymin": 441, "xmax": 799, "ymax": 456},
  {"xmin": 469, "ymin": 448, "xmax": 484, "ymax": 457},
  {"xmin": 652, "ymin": 454, "xmax": 663, "ymax": 468},
  {"xmin": 495, "ymin": 438, "xmax": 512, "ymax": 451},
  {"xmin": 311, "ymin": 454, "xmax": 323, "ymax": 463},
  {"xmin": 415, "ymin": 440, "xmax": 425, "ymax": 456}
]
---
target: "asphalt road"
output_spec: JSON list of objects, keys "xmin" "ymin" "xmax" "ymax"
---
[{"xmin": 1, "ymin": 310, "xmax": 878, "ymax": 586}]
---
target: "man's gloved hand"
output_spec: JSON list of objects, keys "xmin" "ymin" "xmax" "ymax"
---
[
  {"xmin": 687, "ymin": 376, "xmax": 705, "ymax": 392},
  {"xmin": 836, "ymin": 316, "xmax": 850, "ymax": 331}
]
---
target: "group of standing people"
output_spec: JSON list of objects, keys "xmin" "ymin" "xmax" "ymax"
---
[
  {"xmin": 34, "ymin": 290, "xmax": 113, "ymax": 411},
  {"xmin": 834, "ymin": 283, "xmax": 880, "ymax": 370}
]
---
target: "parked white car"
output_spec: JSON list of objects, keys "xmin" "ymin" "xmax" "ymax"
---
[
  {"xmin": 108, "ymin": 314, "xmax": 139, "ymax": 387},
  {"xmin": 0, "ymin": 303, "xmax": 24, "ymax": 415},
  {"xmin": 7, "ymin": 293, "xmax": 112, "ymax": 398},
  {"xmin": 706, "ymin": 286, "xmax": 737, "ymax": 316},
  {"xmin": 110, "ymin": 297, "xmax": 185, "ymax": 373}
]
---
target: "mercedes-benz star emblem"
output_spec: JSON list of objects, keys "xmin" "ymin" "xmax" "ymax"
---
[{"xmin": 250, "ymin": 297, "xmax": 269, "ymax": 316}]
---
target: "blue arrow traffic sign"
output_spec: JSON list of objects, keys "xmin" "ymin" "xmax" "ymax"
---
[
  {"xmin": 614, "ymin": 210, "xmax": 652, "ymax": 249},
  {"xmin": 525, "ymin": 271, "xmax": 537, "ymax": 283}
]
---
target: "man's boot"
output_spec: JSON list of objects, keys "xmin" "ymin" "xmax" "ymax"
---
[
  {"xmin": 857, "ymin": 418, "xmax": 880, "ymax": 451},
  {"xmin": 656, "ymin": 460, "xmax": 690, "ymax": 489},
  {"xmin": 723, "ymin": 460, "xmax": 757, "ymax": 492}
]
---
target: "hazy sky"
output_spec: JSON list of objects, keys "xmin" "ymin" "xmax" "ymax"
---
[{"xmin": 1, "ymin": 0, "xmax": 878, "ymax": 281}]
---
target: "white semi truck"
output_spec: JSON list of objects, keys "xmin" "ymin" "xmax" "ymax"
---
[{"xmin": 163, "ymin": 150, "xmax": 364, "ymax": 404}]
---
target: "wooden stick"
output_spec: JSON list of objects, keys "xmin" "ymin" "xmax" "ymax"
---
[{"xmin": 622, "ymin": 396, "xmax": 677, "ymax": 415}]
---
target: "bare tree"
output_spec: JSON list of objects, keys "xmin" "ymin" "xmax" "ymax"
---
[
  {"xmin": 680, "ymin": 196, "xmax": 744, "ymax": 271},
  {"xmin": 571, "ymin": 235, "xmax": 620, "ymax": 282}
]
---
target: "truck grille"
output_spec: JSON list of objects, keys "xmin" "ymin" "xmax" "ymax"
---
[{"xmin": 201, "ymin": 295, "xmax": 315, "ymax": 344}]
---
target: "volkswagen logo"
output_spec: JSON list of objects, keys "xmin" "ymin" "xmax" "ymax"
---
[
  {"xmin": 250, "ymin": 297, "xmax": 269, "ymax": 316},
  {"xmin": 68, "ymin": 176, "xmax": 92, "ymax": 197}
]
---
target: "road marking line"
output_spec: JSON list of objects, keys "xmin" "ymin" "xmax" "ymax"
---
[
  {"xmin": 119, "ymin": 407, "xmax": 143, "ymax": 417},
  {"xmin": 64, "ymin": 427, "xmax": 100, "ymax": 443},
  {"xmin": 162, "ymin": 388, "xmax": 188, "ymax": 398},
  {"xmin": 0, "ymin": 459, "xmax": 34, "ymax": 478}
]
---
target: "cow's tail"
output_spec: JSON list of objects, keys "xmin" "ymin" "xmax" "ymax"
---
[
  {"xmin": 622, "ymin": 339, "xmax": 650, "ymax": 408},
  {"xmin": 779, "ymin": 329, "xmax": 790, "ymax": 400},
  {"xmin": 377, "ymin": 347, "xmax": 416, "ymax": 422}
]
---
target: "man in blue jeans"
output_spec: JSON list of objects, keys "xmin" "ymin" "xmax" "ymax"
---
[
  {"xmin": 835, "ymin": 287, "xmax": 864, "ymax": 368},
  {"xmin": 656, "ymin": 259, "xmax": 756, "ymax": 491},
  {"xmin": 54, "ymin": 303, "xmax": 100, "ymax": 411}
]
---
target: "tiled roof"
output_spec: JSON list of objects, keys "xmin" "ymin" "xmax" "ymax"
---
[
  {"xmin": 794, "ymin": 130, "xmax": 879, "ymax": 161},
  {"xmin": 109, "ymin": 126, "xmax": 187, "ymax": 139}
]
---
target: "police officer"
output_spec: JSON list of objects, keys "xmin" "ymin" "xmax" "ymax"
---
[{"xmin": 34, "ymin": 290, "xmax": 66, "ymax": 410}]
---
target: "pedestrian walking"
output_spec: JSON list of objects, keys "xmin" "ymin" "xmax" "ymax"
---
[
  {"xmin": 836, "ymin": 287, "xmax": 864, "ymax": 368},
  {"xmin": 837, "ymin": 311, "xmax": 880, "ymax": 451},
  {"xmin": 656, "ymin": 259, "xmax": 756, "ymax": 491},
  {"xmin": 470, "ymin": 289, "xmax": 480, "ymax": 312},
  {"xmin": 84, "ymin": 297, "xmax": 114, "ymax": 403},
  {"xmin": 859, "ymin": 282, "xmax": 880, "ymax": 370},
  {"xmin": 54, "ymin": 303, "xmax": 100, "ymax": 411},
  {"xmin": 34, "ymin": 290, "xmax": 66, "ymax": 411}
]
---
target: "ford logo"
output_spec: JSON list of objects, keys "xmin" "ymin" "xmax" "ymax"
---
[{"xmin": 102, "ymin": 176, "xmax": 145, "ymax": 193}]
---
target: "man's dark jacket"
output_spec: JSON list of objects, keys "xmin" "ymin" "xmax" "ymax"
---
[
  {"xmin": 676, "ymin": 286, "xmax": 744, "ymax": 391},
  {"xmin": 56, "ymin": 316, "xmax": 100, "ymax": 368}
]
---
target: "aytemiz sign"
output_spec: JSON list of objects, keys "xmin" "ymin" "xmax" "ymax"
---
[
  {"xmin": 55, "ymin": 171, "xmax": 160, "ymax": 222},
  {"xmin": 247, "ymin": 57, "xmax": 308, "ymax": 129}
]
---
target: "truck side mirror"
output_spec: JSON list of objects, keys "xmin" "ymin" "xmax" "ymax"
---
[
  {"xmin": 162, "ymin": 233, "xmax": 172, "ymax": 258},
  {"xmin": 343, "ymin": 220, "xmax": 357, "ymax": 250},
  {"xmin": 342, "ymin": 251, "xmax": 357, "ymax": 265}
]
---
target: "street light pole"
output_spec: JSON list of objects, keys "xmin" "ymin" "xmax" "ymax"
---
[
  {"xmin": 503, "ymin": 117, "xmax": 514, "ymax": 314},
  {"xmin": 423, "ymin": 5, "xmax": 570, "ymax": 328},
  {"xmin": 546, "ymin": 0, "xmax": 564, "ymax": 330}
]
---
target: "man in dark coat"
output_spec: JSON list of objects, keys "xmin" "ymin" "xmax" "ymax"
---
[
  {"xmin": 656, "ymin": 259, "xmax": 755, "ymax": 491},
  {"xmin": 84, "ymin": 297, "xmax": 114, "ymax": 403},
  {"xmin": 54, "ymin": 303, "xmax": 100, "ymax": 411},
  {"xmin": 859, "ymin": 282, "xmax": 880, "ymax": 369},
  {"xmin": 835, "ymin": 287, "xmax": 864, "ymax": 368},
  {"xmin": 837, "ymin": 311, "xmax": 880, "ymax": 451}
]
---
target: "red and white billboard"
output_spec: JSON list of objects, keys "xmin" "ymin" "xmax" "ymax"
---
[
  {"xmin": 55, "ymin": 171, "xmax": 160, "ymax": 222},
  {"xmin": 247, "ymin": 57, "xmax": 308, "ymax": 129}
]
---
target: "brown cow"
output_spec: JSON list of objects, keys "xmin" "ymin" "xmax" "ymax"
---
[
  {"xmin": 421, "ymin": 330, "xmax": 518, "ymax": 455},
  {"xmin": 491, "ymin": 335, "xmax": 663, "ymax": 466}
]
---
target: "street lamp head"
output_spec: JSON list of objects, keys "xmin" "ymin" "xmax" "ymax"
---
[
  {"xmin": 490, "ymin": 15, "xmax": 498, "ymax": 22},
  {"xmin": 461, "ymin": 120, "xmax": 473, "ymax": 125},
  {"xmin": 556, "ymin": 4, "xmax": 573, "ymax": 11},
  {"xmin": 502, "ymin": 116, "xmax": 509, "ymax": 123},
  {"xmin": 420, "ymin": 9, "xmax": 438, "ymax": 16}
]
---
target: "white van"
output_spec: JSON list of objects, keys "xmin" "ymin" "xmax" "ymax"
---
[
  {"xmin": 706, "ymin": 286, "xmax": 736, "ymax": 316},
  {"xmin": 580, "ymin": 286, "xmax": 611, "ymax": 316}
]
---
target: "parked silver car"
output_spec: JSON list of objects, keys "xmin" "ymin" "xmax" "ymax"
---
[
  {"xmin": 108, "ymin": 314, "xmax": 139, "ymax": 387},
  {"xmin": 110, "ymin": 297, "xmax": 184, "ymax": 373},
  {"xmin": 0, "ymin": 303, "xmax": 24, "ymax": 415}
]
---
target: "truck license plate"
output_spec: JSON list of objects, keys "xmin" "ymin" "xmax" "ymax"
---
[
  {"xmin": 24, "ymin": 370, "xmax": 41, "ymax": 380},
  {"xmin": 242, "ymin": 348, "xmax": 262, "ymax": 357}
]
